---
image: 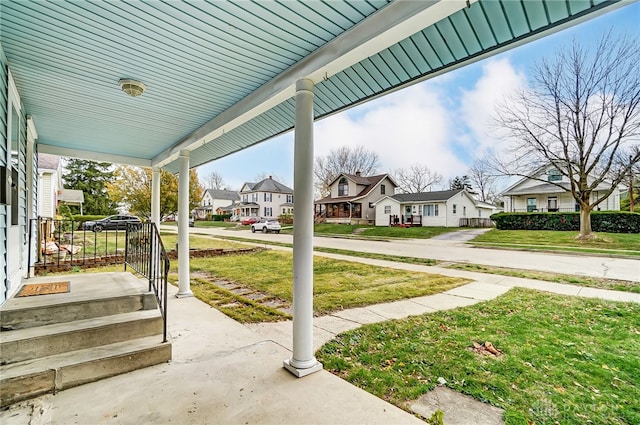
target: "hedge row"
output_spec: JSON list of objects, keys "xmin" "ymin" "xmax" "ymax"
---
[{"xmin": 490, "ymin": 211, "xmax": 640, "ymax": 233}]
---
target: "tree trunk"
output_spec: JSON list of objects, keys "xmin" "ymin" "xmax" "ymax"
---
[{"xmin": 577, "ymin": 207, "xmax": 595, "ymax": 240}]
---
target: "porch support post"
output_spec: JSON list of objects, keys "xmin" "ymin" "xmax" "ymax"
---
[
  {"xmin": 283, "ymin": 78, "xmax": 323, "ymax": 377},
  {"xmin": 151, "ymin": 167, "xmax": 161, "ymax": 227},
  {"xmin": 176, "ymin": 150, "xmax": 193, "ymax": 298}
]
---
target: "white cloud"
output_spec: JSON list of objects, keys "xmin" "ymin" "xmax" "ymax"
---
[
  {"xmin": 314, "ymin": 83, "xmax": 467, "ymax": 181},
  {"xmin": 458, "ymin": 58, "xmax": 527, "ymax": 155}
]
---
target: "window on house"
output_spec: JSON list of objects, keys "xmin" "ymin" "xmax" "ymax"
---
[
  {"xmin": 548, "ymin": 196, "xmax": 558, "ymax": 211},
  {"xmin": 381, "ymin": 184, "xmax": 386, "ymax": 195},
  {"xmin": 264, "ymin": 207, "xmax": 272, "ymax": 217},
  {"xmin": 527, "ymin": 198, "xmax": 537, "ymax": 212},
  {"xmin": 338, "ymin": 177, "xmax": 348, "ymax": 196},
  {"xmin": 264, "ymin": 193, "xmax": 272, "ymax": 202},
  {"xmin": 384, "ymin": 206, "xmax": 391, "ymax": 214},
  {"xmin": 548, "ymin": 169, "xmax": 562, "ymax": 182},
  {"xmin": 463, "ymin": 206, "xmax": 467, "ymax": 216},
  {"xmin": 251, "ymin": 193, "xmax": 258, "ymax": 202},
  {"xmin": 287, "ymin": 194, "xmax": 293, "ymax": 203},
  {"xmin": 242, "ymin": 194, "xmax": 248, "ymax": 202},
  {"xmin": 423, "ymin": 204, "xmax": 439, "ymax": 216},
  {"xmin": 452, "ymin": 204, "xmax": 457, "ymax": 214}
]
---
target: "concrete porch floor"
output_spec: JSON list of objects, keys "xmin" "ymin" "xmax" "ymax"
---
[{"xmin": 1, "ymin": 272, "xmax": 425, "ymax": 425}]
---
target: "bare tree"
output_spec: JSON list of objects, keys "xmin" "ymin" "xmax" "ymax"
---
[
  {"xmin": 202, "ymin": 171, "xmax": 226, "ymax": 190},
  {"xmin": 494, "ymin": 31, "xmax": 640, "ymax": 239},
  {"xmin": 314, "ymin": 145, "xmax": 380, "ymax": 197},
  {"xmin": 253, "ymin": 172, "xmax": 285, "ymax": 184},
  {"xmin": 392, "ymin": 164, "xmax": 442, "ymax": 194},
  {"xmin": 468, "ymin": 158, "xmax": 498, "ymax": 203}
]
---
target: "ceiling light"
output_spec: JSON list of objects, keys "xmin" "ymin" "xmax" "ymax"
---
[{"xmin": 119, "ymin": 79, "xmax": 146, "ymax": 97}]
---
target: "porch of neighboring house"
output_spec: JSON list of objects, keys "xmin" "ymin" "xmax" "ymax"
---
[
  {"xmin": 240, "ymin": 203, "xmax": 260, "ymax": 218},
  {"xmin": 506, "ymin": 193, "xmax": 580, "ymax": 213},
  {"xmin": 315, "ymin": 202, "xmax": 363, "ymax": 224},
  {"xmin": 388, "ymin": 214, "xmax": 423, "ymax": 227}
]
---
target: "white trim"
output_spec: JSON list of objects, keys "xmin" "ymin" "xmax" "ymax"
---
[
  {"xmin": 8, "ymin": 69, "xmax": 21, "ymax": 112},
  {"xmin": 151, "ymin": 0, "xmax": 473, "ymax": 168},
  {"xmin": 38, "ymin": 144, "xmax": 151, "ymax": 167},
  {"xmin": 26, "ymin": 115, "xmax": 38, "ymax": 140}
]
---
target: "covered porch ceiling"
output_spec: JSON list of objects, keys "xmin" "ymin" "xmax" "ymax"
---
[{"xmin": 1, "ymin": 0, "xmax": 630, "ymax": 173}]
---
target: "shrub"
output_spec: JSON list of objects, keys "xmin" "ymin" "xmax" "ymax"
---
[
  {"xmin": 213, "ymin": 214, "xmax": 231, "ymax": 222},
  {"xmin": 490, "ymin": 211, "xmax": 640, "ymax": 233}
]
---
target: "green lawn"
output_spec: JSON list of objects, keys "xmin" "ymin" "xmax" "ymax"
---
[
  {"xmin": 159, "ymin": 232, "xmax": 246, "ymax": 250},
  {"xmin": 317, "ymin": 288, "xmax": 640, "ymax": 425},
  {"xmin": 472, "ymin": 229, "xmax": 640, "ymax": 256},
  {"xmin": 183, "ymin": 250, "xmax": 469, "ymax": 315},
  {"xmin": 280, "ymin": 224, "xmax": 459, "ymax": 239},
  {"xmin": 192, "ymin": 221, "xmax": 238, "ymax": 228}
]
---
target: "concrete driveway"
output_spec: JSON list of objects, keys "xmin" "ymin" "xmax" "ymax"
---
[{"xmin": 180, "ymin": 226, "xmax": 639, "ymax": 282}]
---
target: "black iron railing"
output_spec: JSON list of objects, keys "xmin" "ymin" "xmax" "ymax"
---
[
  {"xmin": 30, "ymin": 218, "xmax": 128, "ymax": 274},
  {"xmin": 124, "ymin": 222, "xmax": 170, "ymax": 342}
]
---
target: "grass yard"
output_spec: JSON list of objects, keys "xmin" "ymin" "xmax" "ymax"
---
[
  {"xmin": 472, "ymin": 230, "xmax": 640, "ymax": 256},
  {"xmin": 317, "ymin": 288, "xmax": 640, "ymax": 425},
  {"xmin": 448, "ymin": 263, "xmax": 640, "ymax": 293},
  {"xmin": 159, "ymin": 232, "xmax": 247, "ymax": 250},
  {"xmin": 280, "ymin": 224, "xmax": 460, "ymax": 240},
  {"xmin": 183, "ymin": 250, "xmax": 469, "ymax": 315}
]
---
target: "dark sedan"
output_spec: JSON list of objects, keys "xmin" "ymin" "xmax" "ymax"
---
[{"xmin": 82, "ymin": 215, "xmax": 142, "ymax": 232}]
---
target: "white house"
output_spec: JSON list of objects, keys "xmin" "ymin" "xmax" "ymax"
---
[
  {"xmin": 314, "ymin": 172, "xmax": 397, "ymax": 224},
  {"xmin": 194, "ymin": 189, "xmax": 240, "ymax": 219},
  {"xmin": 37, "ymin": 153, "xmax": 61, "ymax": 219},
  {"xmin": 502, "ymin": 165, "xmax": 623, "ymax": 213},
  {"xmin": 374, "ymin": 189, "xmax": 495, "ymax": 227},
  {"xmin": 239, "ymin": 177, "xmax": 294, "ymax": 219}
]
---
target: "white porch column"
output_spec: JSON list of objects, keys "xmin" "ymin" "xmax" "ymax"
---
[
  {"xmin": 176, "ymin": 150, "xmax": 193, "ymax": 298},
  {"xmin": 151, "ymin": 167, "xmax": 161, "ymax": 227},
  {"xmin": 283, "ymin": 79, "xmax": 323, "ymax": 377}
]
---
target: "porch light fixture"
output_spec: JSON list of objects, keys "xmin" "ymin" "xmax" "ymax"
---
[{"xmin": 118, "ymin": 79, "xmax": 146, "ymax": 97}]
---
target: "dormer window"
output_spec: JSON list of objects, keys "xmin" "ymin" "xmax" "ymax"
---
[
  {"xmin": 548, "ymin": 169, "xmax": 562, "ymax": 182},
  {"xmin": 338, "ymin": 177, "xmax": 348, "ymax": 196}
]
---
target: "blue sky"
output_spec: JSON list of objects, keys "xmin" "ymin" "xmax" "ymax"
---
[{"xmin": 198, "ymin": 2, "xmax": 640, "ymax": 191}]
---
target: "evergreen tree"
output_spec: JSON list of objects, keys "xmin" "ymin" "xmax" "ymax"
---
[
  {"xmin": 63, "ymin": 159, "xmax": 118, "ymax": 215},
  {"xmin": 448, "ymin": 175, "xmax": 474, "ymax": 192}
]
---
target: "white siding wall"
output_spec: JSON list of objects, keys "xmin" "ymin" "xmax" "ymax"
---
[
  {"xmin": 257, "ymin": 191, "xmax": 292, "ymax": 217},
  {"xmin": 375, "ymin": 198, "xmax": 400, "ymax": 226},
  {"xmin": 37, "ymin": 173, "xmax": 55, "ymax": 218},
  {"xmin": 445, "ymin": 192, "xmax": 478, "ymax": 227},
  {"xmin": 420, "ymin": 202, "xmax": 447, "ymax": 227}
]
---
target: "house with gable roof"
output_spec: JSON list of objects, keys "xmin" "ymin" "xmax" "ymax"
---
[
  {"xmin": 194, "ymin": 189, "xmax": 240, "ymax": 220},
  {"xmin": 314, "ymin": 172, "xmax": 397, "ymax": 224},
  {"xmin": 239, "ymin": 176, "xmax": 294, "ymax": 219},
  {"xmin": 501, "ymin": 164, "xmax": 623, "ymax": 213},
  {"xmin": 374, "ymin": 189, "xmax": 496, "ymax": 227}
]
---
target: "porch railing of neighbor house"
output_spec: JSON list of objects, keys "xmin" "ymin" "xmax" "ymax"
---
[
  {"xmin": 509, "ymin": 207, "xmax": 578, "ymax": 213},
  {"xmin": 124, "ymin": 221, "xmax": 170, "ymax": 343},
  {"xmin": 388, "ymin": 215, "xmax": 422, "ymax": 226}
]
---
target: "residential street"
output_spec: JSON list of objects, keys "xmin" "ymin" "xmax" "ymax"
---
[{"xmin": 178, "ymin": 226, "xmax": 640, "ymax": 282}]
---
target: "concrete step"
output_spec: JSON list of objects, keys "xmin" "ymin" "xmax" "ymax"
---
[
  {"xmin": 0, "ymin": 293, "xmax": 158, "ymax": 331},
  {"xmin": 0, "ymin": 310, "xmax": 164, "ymax": 365},
  {"xmin": 0, "ymin": 336, "xmax": 171, "ymax": 408}
]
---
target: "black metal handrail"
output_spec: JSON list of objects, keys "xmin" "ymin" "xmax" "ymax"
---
[{"xmin": 124, "ymin": 222, "xmax": 170, "ymax": 342}]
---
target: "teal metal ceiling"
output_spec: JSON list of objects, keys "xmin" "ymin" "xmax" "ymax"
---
[{"xmin": 0, "ymin": 0, "xmax": 630, "ymax": 172}]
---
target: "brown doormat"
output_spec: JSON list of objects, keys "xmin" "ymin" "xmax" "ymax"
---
[{"xmin": 17, "ymin": 281, "xmax": 70, "ymax": 297}]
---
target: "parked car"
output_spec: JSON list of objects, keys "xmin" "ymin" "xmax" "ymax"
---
[
  {"xmin": 82, "ymin": 215, "xmax": 142, "ymax": 232},
  {"xmin": 241, "ymin": 217, "xmax": 259, "ymax": 225},
  {"xmin": 251, "ymin": 219, "xmax": 281, "ymax": 234}
]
